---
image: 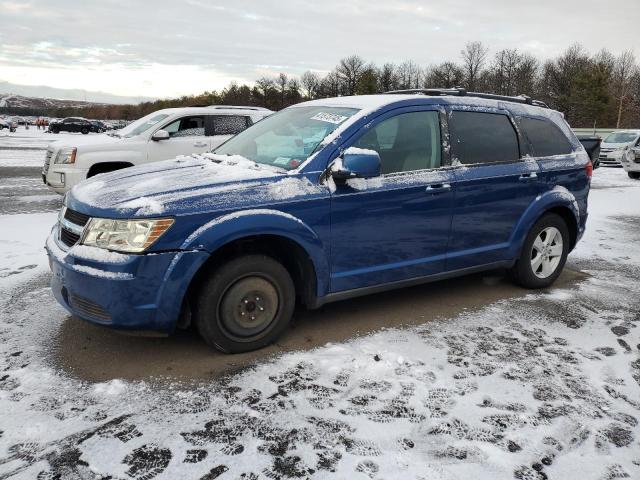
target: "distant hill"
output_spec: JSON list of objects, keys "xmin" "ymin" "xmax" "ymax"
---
[
  {"xmin": 0, "ymin": 93, "xmax": 105, "ymax": 110},
  {"xmin": 0, "ymin": 81, "xmax": 155, "ymax": 106}
]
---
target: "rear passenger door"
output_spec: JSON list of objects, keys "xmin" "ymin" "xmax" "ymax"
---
[
  {"xmin": 210, "ymin": 115, "xmax": 251, "ymax": 149},
  {"xmin": 446, "ymin": 108, "xmax": 542, "ymax": 270}
]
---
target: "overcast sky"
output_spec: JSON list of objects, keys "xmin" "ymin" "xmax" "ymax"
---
[{"xmin": 1, "ymin": 0, "xmax": 638, "ymax": 100}]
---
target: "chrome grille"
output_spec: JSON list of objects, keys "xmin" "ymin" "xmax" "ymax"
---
[
  {"xmin": 59, "ymin": 208, "xmax": 90, "ymax": 248},
  {"xmin": 43, "ymin": 148, "xmax": 54, "ymax": 174}
]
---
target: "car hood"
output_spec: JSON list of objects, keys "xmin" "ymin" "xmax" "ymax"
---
[
  {"xmin": 49, "ymin": 133, "xmax": 122, "ymax": 150},
  {"xmin": 67, "ymin": 153, "xmax": 325, "ymax": 217},
  {"xmin": 601, "ymin": 142, "xmax": 634, "ymax": 150}
]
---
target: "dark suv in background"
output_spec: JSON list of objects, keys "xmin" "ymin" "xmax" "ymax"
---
[{"xmin": 49, "ymin": 117, "xmax": 95, "ymax": 134}]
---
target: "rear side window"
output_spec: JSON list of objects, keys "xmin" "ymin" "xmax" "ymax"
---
[
  {"xmin": 213, "ymin": 115, "xmax": 249, "ymax": 135},
  {"xmin": 520, "ymin": 117, "xmax": 572, "ymax": 157},
  {"xmin": 449, "ymin": 111, "xmax": 520, "ymax": 165}
]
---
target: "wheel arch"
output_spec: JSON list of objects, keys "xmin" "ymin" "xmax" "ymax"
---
[
  {"xmin": 510, "ymin": 187, "xmax": 581, "ymax": 258},
  {"xmin": 181, "ymin": 209, "xmax": 329, "ymax": 315},
  {"xmin": 87, "ymin": 161, "xmax": 135, "ymax": 178}
]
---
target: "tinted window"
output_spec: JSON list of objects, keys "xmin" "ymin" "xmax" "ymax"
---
[
  {"xmin": 449, "ymin": 111, "xmax": 519, "ymax": 165},
  {"xmin": 213, "ymin": 115, "xmax": 249, "ymax": 135},
  {"xmin": 353, "ymin": 111, "xmax": 441, "ymax": 174},
  {"xmin": 163, "ymin": 116, "xmax": 205, "ymax": 137},
  {"xmin": 520, "ymin": 117, "xmax": 572, "ymax": 157}
]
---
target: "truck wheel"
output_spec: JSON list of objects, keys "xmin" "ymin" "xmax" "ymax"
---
[
  {"xmin": 195, "ymin": 255, "xmax": 295, "ymax": 353},
  {"xmin": 628, "ymin": 172, "xmax": 640, "ymax": 180},
  {"xmin": 510, "ymin": 213, "xmax": 569, "ymax": 289},
  {"xmin": 81, "ymin": 127, "xmax": 89, "ymax": 134}
]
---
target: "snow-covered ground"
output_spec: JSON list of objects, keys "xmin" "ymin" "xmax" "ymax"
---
[
  {"xmin": 0, "ymin": 127, "xmax": 90, "ymax": 168},
  {"xmin": 0, "ymin": 168, "xmax": 639, "ymax": 479}
]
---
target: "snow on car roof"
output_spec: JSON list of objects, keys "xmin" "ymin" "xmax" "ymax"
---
[
  {"xmin": 293, "ymin": 93, "xmax": 556, "ymax": 116},
  {"xmin": 156, "ymin": 106, "xmax": 272, "ymax": 116}
]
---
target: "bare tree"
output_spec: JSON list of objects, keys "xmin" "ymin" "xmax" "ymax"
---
[
  {"xmin": 336, "ymin": 55, "xmax": 366, "ymax": 95},
  {"xmin": 300, "ymin": 71, "xmax": 321, "ymax": 99},
  {"xmin": 396, "ymin": 60, "xmax": 422, "ymax": 89},
  {"xmin": 377, "ymin": 63, "xmax": 398, "ymax": 92},
  {"xmin": 425, "ymin": 62, "xmax": 464, "ymax": 88},
  {"xmin": 461, "ymin": 41, "xmax": 488, "ymax": 91},
  {"xmin": 611, "ymin": 50, "xmax": 638, "ymax": 128},
  {"xmin": 277, "ymin": 73, "xmax": 288, "ymax": 108}
]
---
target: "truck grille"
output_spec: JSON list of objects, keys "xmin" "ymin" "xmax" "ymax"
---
[
  {"xmin": 69, "ymin": 294, "xmax": 111, "ymax": 322},
  {"xmin": 43, "ymin": 148, "xmax": 54, "ymax": 174}
]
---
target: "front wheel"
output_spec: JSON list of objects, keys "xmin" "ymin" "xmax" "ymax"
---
[
  {"xmin": 628, "ymin": 172, "xmax": 640, "ymax": 180},
  {"xmin": 510, "ymin": 213, "xmax": 569, "ymax": 289},
  {"xmin": 195, "ymin": 255, "xmax": 295, "ymax": 353},
  {"xmin": 81, "ymin": 127, "xmax": 89, "ymax": 134}
]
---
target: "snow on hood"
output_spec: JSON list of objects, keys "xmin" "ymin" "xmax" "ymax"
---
[
  {"xmin": 69, "ymin": 153, "xmax": 324, "ymax": 217},
  {"xmin": 48, "ymin": 133, "xmax": 121, "ymax": 150}
]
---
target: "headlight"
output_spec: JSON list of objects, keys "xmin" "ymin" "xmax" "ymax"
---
[
  {"xmin": 81, "ymin": 218, "xmax": 174, "ymax": 253},
  {"xmin": 54, "ymin": 147, "xmax": 77, "ymax": 164}
]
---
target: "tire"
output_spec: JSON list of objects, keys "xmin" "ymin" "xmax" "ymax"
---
[
  {"xmin": 81, "ymin": 127, "xmax": 89, "ymax": 134},
  {"xmin": 51, "ymin": 127, "xmax": 59, "ymax": 134},
  {"xmin": 194, "ymin": 255, "xmax": 295, "ymax": 353},
  {"xmin": 628, "ymin": 172, "xmax": 640, "ymax": 180},
  {"xmin": 510, "ymin": 213, "xmax": 570, "ymax": 289}
]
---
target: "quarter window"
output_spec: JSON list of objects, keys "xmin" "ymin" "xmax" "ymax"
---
[
  {"xmin": 352, "ymin": 111, "xmax": 442, "ymax": 174},
  {"xmin": 520, "ymin": 117, "xmax": 573, "ymax": 157},
  {"xmin": 449, "ymin": 111, "xmax": 519, "ymax": 165},
  {"xmin": 213, "ymin": 115, "xmax": 249, "ymax": 135}
]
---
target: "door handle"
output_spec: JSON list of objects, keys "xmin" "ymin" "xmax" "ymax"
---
[
  {"xmin": 425, "ymin": 183, "xmax": 451, "ymax": 194},
  {"xmin": 193, "ymin": 141, "xmax": 208, "ymax": 148},
  {"xmin": 519, "ymin": 172, "xmax": 538, "ymax": 181}
]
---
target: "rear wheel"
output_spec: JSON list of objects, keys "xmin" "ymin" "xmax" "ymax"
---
[
  {"xmin": 628, "ymin": 172, "xmax": 640, "ymax": 180},
  {"xmin": 81, "ymin": 127, "xmax": 89, "ymax": 134},
  {"xmin": 510, "ymin": 213, "xmax": 569, "ymax": 289},
  {"xmin": 195, "ymin": 255, "xmax": 295, "ymax": 353}
]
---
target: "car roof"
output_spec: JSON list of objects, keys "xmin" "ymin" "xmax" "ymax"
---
[{"xmin": 294, "ymin": 93, "xmax": 556, "ymax": 117}]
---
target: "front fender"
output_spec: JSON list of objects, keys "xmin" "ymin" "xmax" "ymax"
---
[
  {"xmin": 181, "ymin": 209, "xmax": 330, "ymax": 297},
  {"xmin": 508, "ymin": 186, "xmax": 580, "ymax": 258},
  {"xmin": 77, "ymin": 149, "xmax": 144, "ymax": 168}
]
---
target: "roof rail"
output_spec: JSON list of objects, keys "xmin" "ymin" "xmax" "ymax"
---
[
  {"xmin": 207, "ymin": 105, "xmax": 271, "ymax": 111},
  {"xmin": 384, "ymin": 87, "xmax": 549, "ymax": 108}
]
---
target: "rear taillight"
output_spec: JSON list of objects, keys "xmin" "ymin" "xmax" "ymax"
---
[{"xmin": 585, "ymin": 160, "xmax": 593, "ymax": 179}]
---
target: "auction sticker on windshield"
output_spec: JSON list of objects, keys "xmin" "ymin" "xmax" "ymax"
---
[{"xmin": 311, "ymin": 112, "xmax": 349, "ymax": 124}]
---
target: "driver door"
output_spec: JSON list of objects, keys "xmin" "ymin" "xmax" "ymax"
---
[
  {"xmin": 146, "ymin": 115, "xmax": 211, "ymax": 163},
  {"xmin": 329, "ymin": 108, "xmax": 454, "ymax": 292}
]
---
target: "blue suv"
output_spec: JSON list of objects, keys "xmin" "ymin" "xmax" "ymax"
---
[{"xmin": 46, "ymin": 90, "xmax": 592, "ymax": 353}]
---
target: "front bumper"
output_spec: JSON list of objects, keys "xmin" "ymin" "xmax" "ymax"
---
[
  {"xmin": 45, "ymin": 227, "xmax": 209, "ymax": 332},
  {"xmin": 43, "ymin": 164, "xmax": 89, "ymax": 194}
]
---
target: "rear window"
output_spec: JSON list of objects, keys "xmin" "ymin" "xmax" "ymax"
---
[
  {"xmin": 449, "ymin": 111, "xmax": 520, "ymax": 165},
  {"xmin": 213, "ymin": 115, "xmax": 249, "ymax": 135},
  {"xmin": 520, "ymin": 117, "xmax": 572, "ymax": 157}
]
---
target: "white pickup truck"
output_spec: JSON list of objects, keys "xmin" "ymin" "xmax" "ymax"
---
[{"xmin": 42, "ymin": 105, "xmax": 272, "ymax": 194}]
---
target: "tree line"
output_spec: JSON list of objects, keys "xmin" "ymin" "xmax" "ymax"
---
[{"xmin": 18, "ymin": 42, "xmax": 640, "ymax": 128}]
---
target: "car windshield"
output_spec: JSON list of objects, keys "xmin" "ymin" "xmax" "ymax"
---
[
  {"xmin": 604, "ymin": 132, "xmax": 639, "ymax": 144},
  {"xmin": 116, "ymin": 112, "xmax": 170, "ymax": 138},
  {"xmin": 214, "ymin": 106, "xmax": 359, "ymax": 170}
]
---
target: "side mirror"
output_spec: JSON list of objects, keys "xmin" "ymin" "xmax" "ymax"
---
[
  {"xmin": 151, "ymin": 129, "xmax": 170, "ymax": 141},
  {"xmin": 332, "ymin": 147, "xmax": 381, "ymax": 181}
]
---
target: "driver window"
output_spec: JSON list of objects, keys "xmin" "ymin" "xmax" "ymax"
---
[
  {"xmin": 163, "ymin": 116, "xmax": 205, "ymax": 137},
  {"xmin": 352, "ymin": 111, "xmax": 442, "ymax": 174}
]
